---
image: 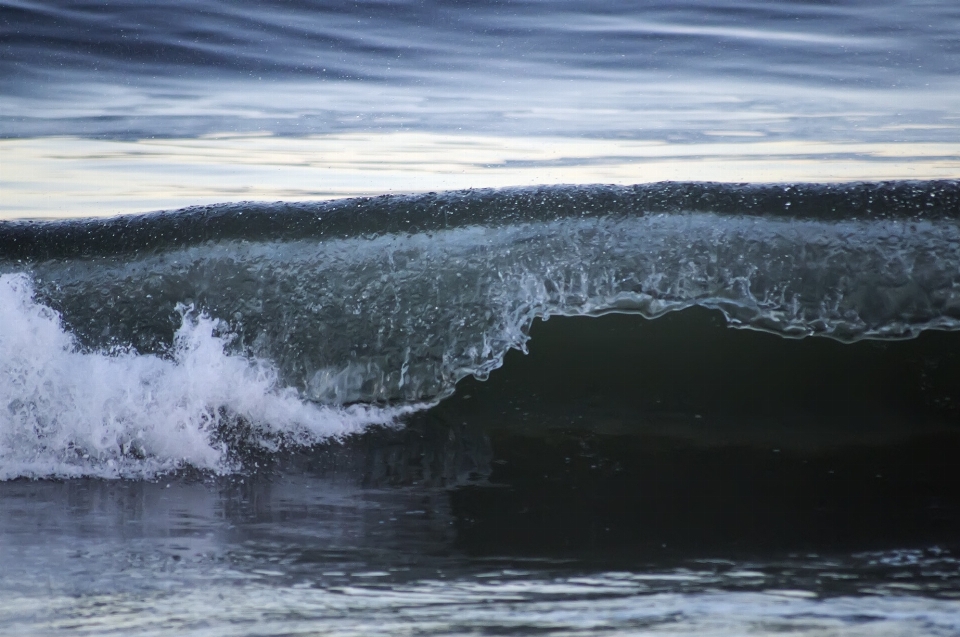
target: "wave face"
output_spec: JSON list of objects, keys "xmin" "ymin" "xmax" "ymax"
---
[{"xmin": 2, "ymin": 181, "xmax": 959, "ymax": 478}]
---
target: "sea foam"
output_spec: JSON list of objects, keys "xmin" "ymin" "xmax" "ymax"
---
[{"xmin": 0, "ymin": 273, "xmax": 409, "ymax": 480}]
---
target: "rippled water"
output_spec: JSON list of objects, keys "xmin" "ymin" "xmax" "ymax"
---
[{"xmin": 3, "ymin": 472, "xmax": 960, "ymax": 637}]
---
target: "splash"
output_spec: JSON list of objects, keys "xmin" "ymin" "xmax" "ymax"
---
[{"xmin": 0, "ymin": 274, "xmax": 412, "ymax": 480}]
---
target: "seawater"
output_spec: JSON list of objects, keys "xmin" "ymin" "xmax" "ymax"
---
[
  {"xmin": 3, "ymin": 0, "xmax": 960, "ymax": 217},
  {"xmin": 2, "ymin": 1, "xmax": 960, "ymax": 635}
]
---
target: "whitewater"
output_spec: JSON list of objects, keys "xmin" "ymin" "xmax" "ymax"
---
[{"xmin": 0, "ymin": 273, "xmax": 415, "ymax": 479}]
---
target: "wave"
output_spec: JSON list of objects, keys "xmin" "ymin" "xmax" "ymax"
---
[
  {"xmin": 0, "ymin": 274, "xmax": 412, "ymax": 480},
  {"xmin": 2, "ymin": 182, "xmax": 959, "ymax": 479}
]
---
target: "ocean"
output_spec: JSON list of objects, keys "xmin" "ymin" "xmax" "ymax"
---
[{"xmin": 2, "ymin": 1, "xmax": 960, "ymax": 635}]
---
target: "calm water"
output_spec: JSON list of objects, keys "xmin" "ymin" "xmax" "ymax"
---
[
  {"xmin": 3, "ymin": 0, "xmax": 960, "ymax": 217},
  {"xmin": 5, "ymin": 0, "xmax": 960, "ymax": 139},
  {"xmin": 2, "ymin": 1, "xmax": 960, "ymax": 635}
]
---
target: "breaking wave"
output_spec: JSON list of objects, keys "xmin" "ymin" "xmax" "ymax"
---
[
  {"xmin": 0, "ymin": 274, "xmax": 412, "ymax": 479},
  {"xmin": 2, "ymin": 182, "xmax": 959, "ymax": 479}
]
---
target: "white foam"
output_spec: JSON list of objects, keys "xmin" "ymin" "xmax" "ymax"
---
[{"xmin": 0, "ymin": 273, "xmax": 411, "ymax": 480}]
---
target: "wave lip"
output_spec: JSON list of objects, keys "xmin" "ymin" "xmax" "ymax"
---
[
  {"xmin": 0, "ymin": 274, "xmax": 412, "ymax": 480},
  {"xmin": 4, "ymin": 183, "xmax": 960, "ymax": 407},
  {"xmin": 3, "ymin": 182, "xmax": 959, "ymax": 259}
]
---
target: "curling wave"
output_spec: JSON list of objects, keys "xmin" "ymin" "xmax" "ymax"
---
[{"xmin": 2, "ymin": 182, "xmax": 960, "ymax": 478}]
